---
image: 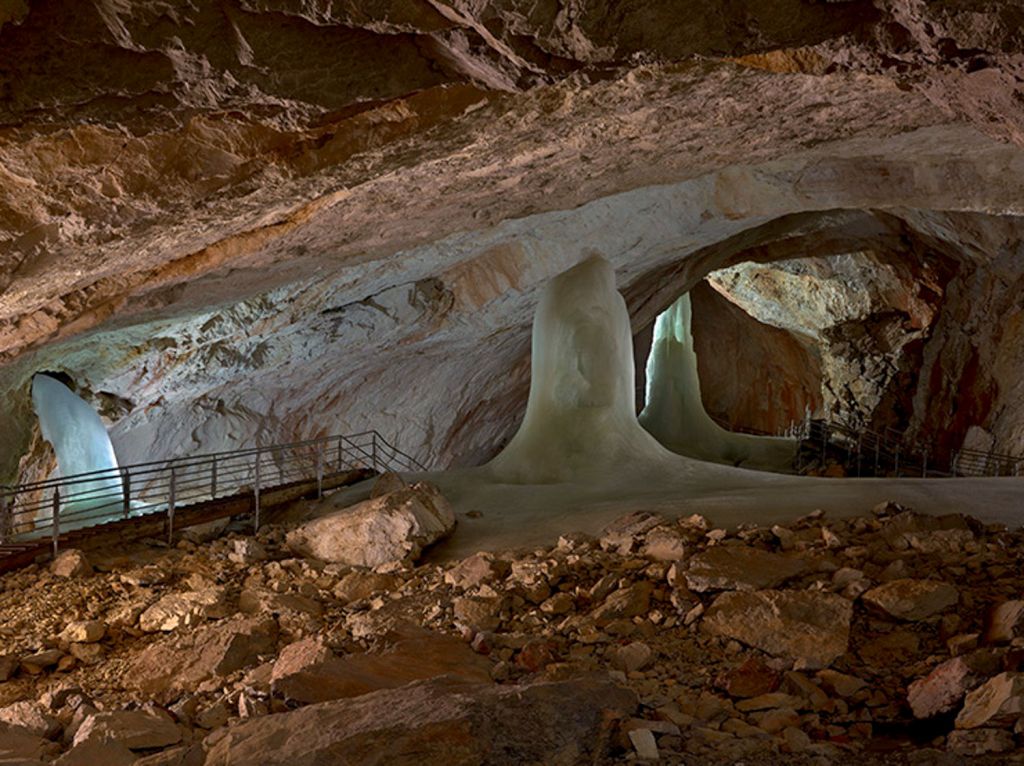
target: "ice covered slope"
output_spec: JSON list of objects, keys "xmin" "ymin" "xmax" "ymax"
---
[
  {"xmin": 640, "ymin": 293, "xmax": 798, "ymax": 471},
  {"xmin": 31, "ymin": 374, "xmax": 123, "ymax": 512},
  {"xmin": 486, "ymin": 256, "xmax": 673, "ymax": 483}
]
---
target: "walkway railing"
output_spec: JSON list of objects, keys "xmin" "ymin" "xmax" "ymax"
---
[
  {"xmin": 0, "ymin": 431, "xmax": 424, "ymax": 552},
  {"xmin": 794, "ymin": 417, "xmax": 1024, "ymax": 478}
]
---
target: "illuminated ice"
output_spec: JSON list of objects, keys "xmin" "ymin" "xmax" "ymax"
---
[
  {"xmin": 31, "ymin": 374, "xmax": 123, "ymax": 513},
  {"xmin": 639, "ymin": 292, "xmax": 797, "ymax": 470},
  {"xmin": 487, "ymin": 256, "xmax": 672, "ymax": 483}
]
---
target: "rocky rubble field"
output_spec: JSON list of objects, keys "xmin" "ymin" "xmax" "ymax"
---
[{"xmin": 2, "ymin": 478, "xmax": 1024, "ymax": 764}]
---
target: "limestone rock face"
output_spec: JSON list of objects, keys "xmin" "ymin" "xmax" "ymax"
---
[
  {"xmin": 0, "ymin": 0, "xmax": 1023, "ymax": 483},
  {"xmin": 702, "ymin": 590, "xmax": 852, "ymax": 669},
  {"xmin": 286, "ymin": 482, "xmax": 455, "ymax": 567},
  {"xmin": 205, "ymin": 675, "xmax": 637, "ymax": 766}
]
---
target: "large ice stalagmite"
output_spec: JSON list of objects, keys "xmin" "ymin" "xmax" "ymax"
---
[
  {"xmin": 639, "ymin": 293, "xmax": 797, "ymax": 470},
  {"xmin": 31, "ymin": 374, "xmax": 124, "ymax": 515},
  {"xmin": 487, "ymin": 256, "xmax": 672, "ymax": 483}
]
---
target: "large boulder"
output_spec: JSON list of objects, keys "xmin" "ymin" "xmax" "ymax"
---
[
  {"xmin": 205, "ymin": 675, "xmax": 636, "ymax": 766},
  {"xmin": 271, "ymin": 630, "xmax": 492, "ymax": 704},
  {"xmin": 286, "ymin": 482, "xmax": 455, "ymax": 567},
  {"xmin": 702, "ymin": 590, "xmax": 852, "ymax": 669}
]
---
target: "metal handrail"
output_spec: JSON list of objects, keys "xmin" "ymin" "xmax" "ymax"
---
[
  {"xmin": 795, "ymin": 416, "xmax": 1023, "ymax": 479},
  {"xmin": 0, "ymin": 430, "xmax": 425, "ymax": 552}
]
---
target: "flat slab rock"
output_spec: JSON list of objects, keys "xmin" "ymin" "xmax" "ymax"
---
[
  {"xmin": 286, "ymin": 482, "xmax": 455, "ymax": 567},
  {"xmin": 862, "ymin": 579, "xmax": 959, "ymax": 621},
  {"xmin": 702, "ymin": 590, "xmax": 852, "ymax": 670},
  {"xmin": 271, "ymin": 630, "xmax": 493, "ymax": 704},
  {"xmin": 685, "ymin": 546, "xmax": 809, "ymax": 592},
  {"xmin": 204, "ymin": 675, "xmax": 637, "ymax": 766}
]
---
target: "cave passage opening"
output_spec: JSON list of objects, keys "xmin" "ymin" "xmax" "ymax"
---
[{"xmin": 632, "ymin": 247, "xmax": 958, "ymax": 475}]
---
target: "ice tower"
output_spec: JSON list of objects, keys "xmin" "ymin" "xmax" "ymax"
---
[{"xmin": 31, "ymin": 373, "xmax": 124, "ymax": 515}]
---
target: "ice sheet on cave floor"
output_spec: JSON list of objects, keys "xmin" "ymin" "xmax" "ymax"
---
[{"xmin": 307, "ymin": 256, "xmax": 1022, "ymax": 561}]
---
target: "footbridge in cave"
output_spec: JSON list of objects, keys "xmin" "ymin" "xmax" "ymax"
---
[{"xmin": 0, "ymin": 431, "xmax": 424, "ymax": 573}]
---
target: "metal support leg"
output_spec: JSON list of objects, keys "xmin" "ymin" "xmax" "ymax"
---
[
  {"xmin": 316, "ymin": 445, "xmax": 324, "ymax": 498},
  {"xmin": 0, "ymin": 492, "xmax": 9, "ymax": 544},
  {"xmin": 52, "ymin": 489, "xmax": 60, "ymax": 557},
  {"xmin": 168, "ymin": 465, "xmax": 176, "ymax": 546},
  {"xmin": 122, "ymin": 469, "xmax": 131, "ymax": 519},
  {"xmin": 254, "ymin": 449, "xmax": 262, "ymax": 533}
]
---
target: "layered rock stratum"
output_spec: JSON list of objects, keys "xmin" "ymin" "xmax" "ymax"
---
[{"xmin": 2, "ymin": 0, "xmax": 1024, "ymax": 480}]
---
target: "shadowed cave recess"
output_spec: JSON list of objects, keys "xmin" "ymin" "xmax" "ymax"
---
[{"xmin": 2, "ymin": 0, "xmax": 1024, "ymax": 764}]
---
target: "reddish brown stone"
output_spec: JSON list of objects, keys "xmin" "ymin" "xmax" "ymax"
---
[{"xmin": 716, "ymin": 658, "xmax": 781, "ymax": 699}]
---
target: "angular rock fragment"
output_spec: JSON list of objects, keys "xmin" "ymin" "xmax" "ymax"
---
[
  {"xmin": 907, "ymin": 653, "xmax": 996, "ymax": 719},
  {"xmin": 73, "ymin": 709, "xmax": 181, "ymax": 749},
  {"xmin": 286, "ymin": 482, "xmax": 454, "ymax": 567},
  {"xmin": 947, "ymin": 728, "xmax": 1015, "ymax": 756},
  {"xmin": 50, "ymin": 549, "xmax": 92, "ymax": 578},
  {"xmin": 270, "ymin": 630, "xmax": 491, "ymax": 704},
  {"xmin": 703, "ymin": 590, "xmax": 851, "ymax": 669},
  {"xmin": 443, "ymin": 551, "xmax": 508, "ymax": 589},
  {"xmin": 127, "ymin": 616, "xmax": 278, "ymax": 697},
  {"xmin": 984, "ymin": 599, "xmax": 1024, "ymax": 644},
  {"xmin": 685, "ymin": 546, "xmax": 807, "ymax": 592},
  {"xmin": 139, "ymin": 588, "xmax": 230, "ymax": 632},
  {"xmin": 955, "ymin": 672, "xmax": 1024, "ymax": 729},
  {"xmin": 862, "ymin": 579, "xmax": 958, "ymax": 621}
]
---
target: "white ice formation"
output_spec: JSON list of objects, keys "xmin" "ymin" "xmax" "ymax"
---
[
  {"xmin": 486, "ymin": 255, "xmax": 672, "ymax": 483},
  {"xmin": 639, "ymin": 293, "xmax": 797, "ymax": 470},
  {"xmin": 31, "ymin": 374, "xmax": 124, "ymax": 512}
]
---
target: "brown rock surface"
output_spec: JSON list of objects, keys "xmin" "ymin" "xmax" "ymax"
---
[
  {"xmin": 685, "ymin": 546, "xmax": 808, "ymax": 592},
  {"xmin": 205, "ymin": 676, "xmax": 636, "ymax": 766},
  {"xmin": 862, "ymin": 579, "xmax": 959, "ymax": 621},
  {"xmin": 270, "ymin": 630, "xmax": 492, "ymax": 705},
  {"xmin": 703, "ymin": 590, "xmax": 852, "ymax": 669}
]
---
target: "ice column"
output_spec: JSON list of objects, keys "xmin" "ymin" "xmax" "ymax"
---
[
  {"xmin": 639, "ymin": 292, "xmax": 797, "ymax": 470},
  {"xmin": 31, "ymin": 374, "xmax": 123, "ymax": 514},
  {"xmin": 487, "ymin": 255, "xmax": 671, "ymax": 483}
]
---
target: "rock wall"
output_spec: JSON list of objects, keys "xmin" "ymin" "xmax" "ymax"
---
[
  {"xmin": 690, "ymin": 281, "xmax": 822, "ymax": 435},
  {"xmin": 1, "ymin": 0, "xmax": 1024, "ymax": 481}
]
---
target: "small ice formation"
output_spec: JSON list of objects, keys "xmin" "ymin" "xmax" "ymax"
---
[
  {"xmin": 31, "ymin": 373, "xmax": 123, "ymax": 513},
  {"xmin": 487, "ymin": 255, "xmax": 672, "ymax": 483},
  {"xmin": 639, "ymin": 293, "xmax": 797, "ymax": 470}
]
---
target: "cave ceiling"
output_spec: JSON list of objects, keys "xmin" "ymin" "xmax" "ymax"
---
[{"xmin": 2, "ymin": 0, "xmax": 1024, "ymax": 482}]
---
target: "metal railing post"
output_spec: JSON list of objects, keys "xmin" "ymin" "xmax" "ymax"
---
[
  {"xmin": 168, "ymin": 464, "xmax": 176, "ymax": 546},
  {"xmin": 52, "ymin": 488, "xmax": 60, "ymax": 557},
  {"xmin": 253, "ymin": 449, "xmax": 262, "ymax": 533},
  {"xmin": 0, "ymin": 491, "xmax": 9, "ymax": 544},
  {"xmin": 122, "ymin": 468, "xmax": 131, "ymax": 519},
  {"xmin": 372, "ymin": 432, "xmax": 379, "ymax": 473},
  {"xmin": 316, "ymin": 444, "xmax": 324, "ymax": 498},
  {"xmin": 211, "ymin": 456, "xmax": 218, "ymax": 500},
  {"xmin": 337, "ymin": 436, "xmax": 344, "ymax": 472}
]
